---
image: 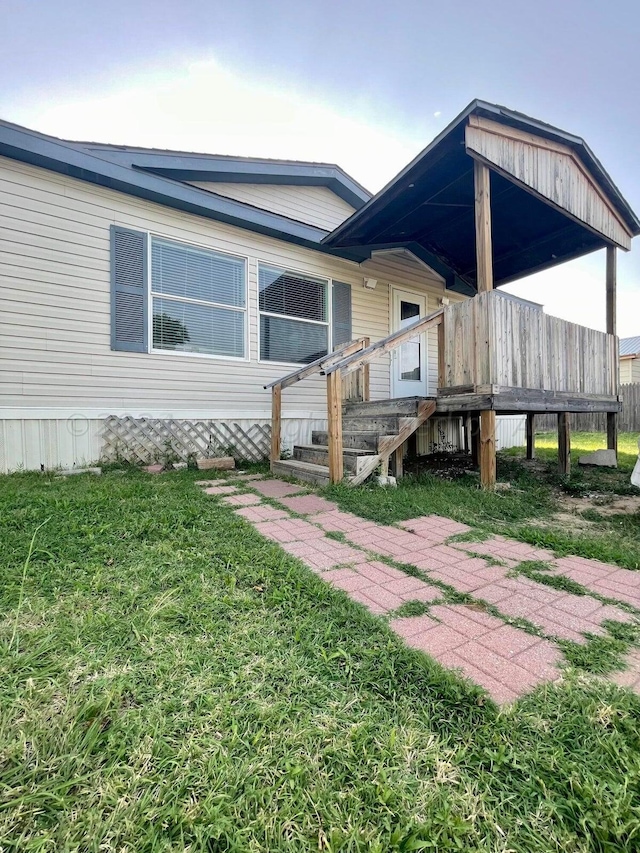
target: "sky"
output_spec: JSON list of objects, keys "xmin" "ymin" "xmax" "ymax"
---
[{"xmin": 2, "ymin": 0, "xmax": 639, "ymax": 335}]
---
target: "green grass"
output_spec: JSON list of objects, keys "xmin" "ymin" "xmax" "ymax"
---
[
  {"xmin": 326, "ymin": 432, "xmax": 640, "ymax": 570},
  {"xmin": 2, "ymin": 470, "xmax": 640, "ymax": 851}
]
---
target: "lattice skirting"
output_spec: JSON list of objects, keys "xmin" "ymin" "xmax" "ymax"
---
[{"xmin": 101, "ymin": 416, "xmax": 273, "ymax": 464}]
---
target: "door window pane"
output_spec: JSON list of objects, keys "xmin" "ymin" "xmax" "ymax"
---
[{"xmin": 399, "ymin": 300, "xmax": 421, "ymax": 381}]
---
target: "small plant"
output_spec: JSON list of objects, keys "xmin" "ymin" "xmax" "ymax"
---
[
  {"xmin": 162, "ymin": 439, "xmax": 181, "ymax": 469},
  {"xmin": 392, "ymin": 600, "xmax": 430, "ymax": 618},
  {"xmin": 8, "ymin": 517, "xmax": 50, "ymax": 653}
]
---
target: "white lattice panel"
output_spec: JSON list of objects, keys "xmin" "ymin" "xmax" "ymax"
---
[{"xmin": 101, "ymin": 416, "xmax": 271, "ymax": 463}]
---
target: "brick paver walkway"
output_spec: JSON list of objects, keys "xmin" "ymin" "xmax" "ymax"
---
[{"xmin": 200, "ymin": 477, "xmax": 640, "ymax": 705}]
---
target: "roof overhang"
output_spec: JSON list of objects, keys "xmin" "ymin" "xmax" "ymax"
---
[
  {"xmin": 68, "ymin": 145, "xmax": 371, "ymax": 209},
  {"xmin": 0, "ymin": 120, "xmax": 368, "ymax": 255},
  {"xmin": 323, "ymin": 100, "xmax": 640, "ymax": 291}
]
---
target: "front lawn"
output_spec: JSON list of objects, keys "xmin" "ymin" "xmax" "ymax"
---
[
  {"xmin": 1, "ymin": 470, "xmax": 640, "ymax": 851},
  {"xmin": 328, "ymin": 432, "xmax": 640, "ymax": 570}
]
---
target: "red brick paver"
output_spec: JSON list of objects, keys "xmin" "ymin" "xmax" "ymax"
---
[
  {"xmin": 278, "ymin": 494, "xmax": 339, "ymax": 515},
  {"xmin": 203, "ymin": 484, "xmax": 238, "ymax": 495},
  {"xmin": 222, "ymin": 493, "xmax": 262, "ymax": 506},
  {"xmin": 252, "ymin": 480, "xmax": 306, "ymax": 498},
  {"xmin": 611, "ymin": 649, "xmax": 640, "ymax": 694},
  {"xmin": 234, "ymin": 504, "xmax": 290, "ymax": 522},
  {"xmin": 231, "ymin": 479, "xmax": 640, "ymax": 705}
]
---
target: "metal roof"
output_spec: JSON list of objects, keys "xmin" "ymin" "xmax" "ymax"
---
[
  {"xmin": 62, "ymin": 139, "xmax": 372, "ymax": 209},
  {"xmin": 323, "ymin": 100, "xmax": 640, "ymax": 292},
  {"xmin": 620, "ymin": 336, "xmax": 640, "ymax": 357},
  {"xmin": 0, "ymin": 118, "xmax": 366, "ymax": 255}
]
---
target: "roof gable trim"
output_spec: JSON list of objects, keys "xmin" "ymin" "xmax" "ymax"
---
[{"xmin": 465, "ymin": 116, "xmax": 633, "ymax": 250}]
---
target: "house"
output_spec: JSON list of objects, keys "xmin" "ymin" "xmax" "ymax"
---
[
  {"xmin": 1, "ymin": 100, "xmax": 638, "ymax": 484},
  {"xmin": 620, "ymin": 337, "xmax": 640, "ymax": 384}
]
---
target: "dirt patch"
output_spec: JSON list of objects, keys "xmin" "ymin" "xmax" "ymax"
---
[
  {"xmin": 406, "ymin": 453, "xmax": 476, "ymax": 480},
  {"xmin": 560, "ymin": 494, "xmax": 640, "ymax": 517}
]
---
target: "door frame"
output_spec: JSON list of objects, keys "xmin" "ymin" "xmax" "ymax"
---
[{"xmin": 390, "ymin": 286, "xmax": 429, "ymax": 398}]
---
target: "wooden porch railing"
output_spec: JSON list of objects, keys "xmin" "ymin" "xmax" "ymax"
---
[
  {"xmin": 265, "ymin": 337, "xmax": 370, "ymax": 471},
  {"xmin": 322, "ymin": 307, "xmax": 444, "ymax": 483},
  {"xmin": 267, "ymin": 307, "xmax": 444, "ymax": 483}
]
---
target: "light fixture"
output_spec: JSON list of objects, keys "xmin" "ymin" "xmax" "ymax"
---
[
  {"xmin": 440, "ymin": 296, "xmax": 450, "ymax": 306},
  {"xmin": 363, "ymin": 277, "xmax": 377, "ymax": 290}
]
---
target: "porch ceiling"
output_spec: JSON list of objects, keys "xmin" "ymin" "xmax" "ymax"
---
[{"xmin": 322, "ymin": 100, "xmax": 640, "ymax": 293}]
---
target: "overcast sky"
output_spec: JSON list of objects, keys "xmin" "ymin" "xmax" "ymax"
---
[{"xmin": 2, "ymin": 0, "xmax": 639, "ymax": 334}]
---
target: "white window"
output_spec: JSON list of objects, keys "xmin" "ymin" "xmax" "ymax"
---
[
  {"xmin": 151, "ymin": 237, "xmax": 247, "ymax": 359},
  {"xmin": 259, "ymin": 264, "xmax": 329, "ymax": 364}
]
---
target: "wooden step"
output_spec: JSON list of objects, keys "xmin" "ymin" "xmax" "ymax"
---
[
  {"xmin": 293, "ymin": 444, "xmax": 375, "ymax": 473},
  {"xmin": 343, "ymin": 397, "xmax": 429, "ymax": 417},
  {"xmin": 341, "ymin": 415, "xmax": 400, "ymax": 433},
  {"xmin": 312, "ymin": 430, "xmax": 379, "ymax": 450},
  {"xmin": 271, "ymin": 459, "xmax": 333, "ymax": 486}
]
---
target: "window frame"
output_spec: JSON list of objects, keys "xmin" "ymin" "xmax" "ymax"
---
[
  {"xmin": 147, "ymin": 232, "xmax": 249, "ymax": 363},
  {"xmin": 257, "ymin": 260, "xmax": 334, "ymax": 367}
]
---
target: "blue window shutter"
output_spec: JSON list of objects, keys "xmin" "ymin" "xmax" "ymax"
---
[
  {"xmin": 332, "ymin": 280, "xmax": 352, "ymax": 349},
  {"xmin": 110, "ymin": 225, "xmax": 148, "ymax": 352}
]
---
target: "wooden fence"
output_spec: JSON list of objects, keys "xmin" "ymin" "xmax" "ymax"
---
[
  {"xmin": 442, "ymin": 291, "xmax": 617, "ymax": 396},
  {"xmin": 536, "ymin": 383, "xmax": 640, "ymax": 432}
]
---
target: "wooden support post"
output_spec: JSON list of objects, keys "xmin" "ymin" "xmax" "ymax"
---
[
  {"xmin": 326, "ymin": 369, "xmax": 344, "ymax": 483},
  {"xmin": 437, "ymin": 317, "xmax": 445, "ymax": 389},
  {"xmin": 394, "ymin": 444, "xmax": 404, "ymax": 479},
  {"xmin": 270, "ymin": 384, "xmax": 282, "ymax": 471},
  {"xmin": 607, "ymin": 413, "xmax": 618, "ymax": 454},
  {"xmin": 470, "ymin": 414, "xmax": 480, "ymax": 467},
  {"xmin": 474, "ymin": 160, "xmax": 494, "ymax": 293},
  {"xmin": 606, "ymin": 245, "xmax": 618, "ymax": 454},
  {"xmin": 558, "ymin": 412, "xmax": 571, "ymax": 476},
  {"xmin": 362, "ymin": 337, "xmax": 371, "ymax": 402},
  {"xmin": 526, "ymin": 413, "xmax": 536, "ymax": 460},
  {"xmin": 479, "ymin": 410, "xmax": 496, "ymax": 489},
  {"xmin": 464, "ymin": 414, "xmax": 472, "ymax": 455}
]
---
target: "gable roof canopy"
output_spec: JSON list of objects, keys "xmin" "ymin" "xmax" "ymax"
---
[{"xmin": 323, "ymin": 100, "xmax": 640, "ymax": 294}]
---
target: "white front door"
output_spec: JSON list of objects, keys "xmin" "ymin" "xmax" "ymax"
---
[{"xmin": 391, "ymin": 289, "xmax": 429, "ymax": 398}]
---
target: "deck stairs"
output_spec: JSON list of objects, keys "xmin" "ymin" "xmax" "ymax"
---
[{"xmin": 272, "ymin": 397, "xmax": 437, "ymax": 486}]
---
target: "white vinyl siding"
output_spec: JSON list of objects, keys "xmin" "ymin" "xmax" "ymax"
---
[
  {"xmin": 620, "ymin": 358, "xmax": 640, "ymax": 385},
  {"xmin": 188, "ymin": 182, "xmax": 356, "ymax": 231},
  {"xmin": 0, "ymin": 155, "xmax": 464, "ymax": 424}
]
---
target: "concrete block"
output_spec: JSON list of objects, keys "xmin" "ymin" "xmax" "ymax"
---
[
  {"xmin": 577, "ymin": 449, "xmax": 617, "ymax": 468},
  {"xmin": 376, "ymin": 475, "xmax": 397, "ymax": 487},
  {"xmin": 632, "ymin": 440, "xmax": 640, "ymax": 488}
]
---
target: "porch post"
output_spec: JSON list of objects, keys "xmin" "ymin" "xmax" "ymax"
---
[
  {"xmin": 474, "ymin": 160, "xmax": 494, "ymax": 293},
  {"xmin": 526, "ymin": 413, "xmax": 536, "ymax": 460},
  {"xmin": 474, "ymin": 159, "xmax": 496, "ymax": 487},
  {"xmin": 479, "ymin": 410, "xmax": 497, "ymax": 488},
  {"xmin": 558, "ymin": 412, "xmax": 571, "ymax": 476},
  {"xmin": 326, "ymin": 369, "xmax": 344, "ymax": 483},
  {"xmin": 270, "ymin": 383, "xmax": 282, "ymax": 472},
  {"xmin": 606, "ymin": 246, "xmax": 618, "ymax": 454}
]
